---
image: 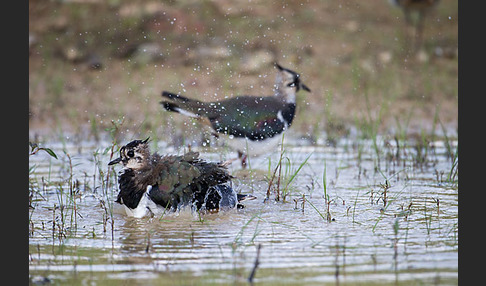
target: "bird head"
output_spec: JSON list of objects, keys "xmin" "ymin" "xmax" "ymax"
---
[
  {"xmin": 108, "ymin": 138, "xmax": 151, "ymax": 169},
  {"xmin": 274, "ymin": 63, "xmax": 311, "ymax": 103}
]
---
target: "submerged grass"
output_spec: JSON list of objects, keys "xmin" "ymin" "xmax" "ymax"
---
[
  {"xmin": 28, "ymin": 134, "xmax": 458, "ymax": 285},
  {"xmin": 320, "ymin": 161, "xmax": 333, "ymax": 222},
  {"xmin": 265, "ymin": 134, "xmax": 312, "ymax": 203}
]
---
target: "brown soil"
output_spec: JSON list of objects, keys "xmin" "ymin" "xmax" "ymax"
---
[{"xmin": 29, "ymin": 0, "xmax": 458, "ymax": 143}]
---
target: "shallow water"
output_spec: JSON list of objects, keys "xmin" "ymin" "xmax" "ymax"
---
[{"xmin": 29, "ymin": 135, "xmax": 458, "ymax": 285}]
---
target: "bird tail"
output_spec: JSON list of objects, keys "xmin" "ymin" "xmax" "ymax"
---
[
  {"xmin": 161, "ymin": 91, "xmax": 193, "ymax": 103},
  {"xmin": 237, "ymin": 193, "xmax": 257, "ymax": 203},
  {"xmin": 160, "ymin": 91, "xmax": 205, "ymax": 118}
]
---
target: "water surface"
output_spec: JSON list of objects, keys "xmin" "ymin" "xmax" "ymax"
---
[{"xmin": 29, "ymin": 136, "xmax": 458, "ymax": 285}]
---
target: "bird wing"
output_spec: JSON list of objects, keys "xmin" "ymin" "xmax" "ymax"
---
[
  {"xmin": 150, "ymin": 153, "xmax": 201, "ymax": 206},
  {"xmin": 207, "ymin": 96, "xmax": 295, "ymax": 141},
  {"xmin": 150, "ymin": 152, "xmax": 232, "ymax": 209}
]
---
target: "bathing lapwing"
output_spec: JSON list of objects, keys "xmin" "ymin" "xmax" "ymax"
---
[
  {"xmin": 160, "ymin": 63, "xmax": 311, "ymax": 167},
  {"xmin": 389, "ymin": 0, "xmax": 440, "ymax": 53},
  {"xmin": 108, "ymin": 138, "xmax": 255, "ymax": 218}
]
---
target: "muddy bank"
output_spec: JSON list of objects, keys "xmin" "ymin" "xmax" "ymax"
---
[{"xmin": 29, "ymin": 0, "xmax": 458, "ymax": 143}]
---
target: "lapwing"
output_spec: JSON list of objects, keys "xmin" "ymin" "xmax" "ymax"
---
[
  {"xmin": 160, "ymin": 63, "xmax": 311, "ymax": 167},
  {"xmin": 389, "ymin": 0, "xmax": 440, "ymax": 53},
  {"xmin": 108, "ymin": 138, "xmax": 255, "ymax": 218}
]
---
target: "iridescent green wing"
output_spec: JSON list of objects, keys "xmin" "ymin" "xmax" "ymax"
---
[
  {"xmin": 152, "ymin": 152, "xmax": 201, "ymax": 207},
  {"xmin": 209, "ymin": 96, "xmax": 291, "ymax": 140}
]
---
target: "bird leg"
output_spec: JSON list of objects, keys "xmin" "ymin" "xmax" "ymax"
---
[{"xmin": 237, "ymin": 150, "xmax": 248, "ymax": 169}]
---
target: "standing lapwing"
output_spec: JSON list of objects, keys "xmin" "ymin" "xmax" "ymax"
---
[
  {"xmin": 389, "ymin": 0, "xmax": 440, "ymax": 53},
  {"xmin": 160, "ymin": 63, "xmax": 311, "ymax": 167},
  {"xmin": 108, "ymin": 138, "xmax": 255, "ymax": 218}
]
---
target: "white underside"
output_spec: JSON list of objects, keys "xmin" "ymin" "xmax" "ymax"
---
[
  {"xmin": 121, "ymin": 185, "xmax": 166, "ymax": 218},
  {"xmin": 175, "ymin": 107, "xmax": 199, "ymax": 118},
  {"xmin": 226, "ymin": 133, "xmax": 284, "ymax": 157},
  {"xmin": 120, "ymin": 184, "xmax": 240, "ymax": 218},
  {"xmin": 225, "ymin": 110, "xmax": 287, "ymax": 157}
]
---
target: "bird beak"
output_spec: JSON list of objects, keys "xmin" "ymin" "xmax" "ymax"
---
[{"xmin": 108, "ymin": 157, "xmax": 122, "ymax": 166}]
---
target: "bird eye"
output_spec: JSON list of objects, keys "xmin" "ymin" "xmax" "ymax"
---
[{"xmin": 127, "ymin": 150, "xmax": 134, "ymax": 157}]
